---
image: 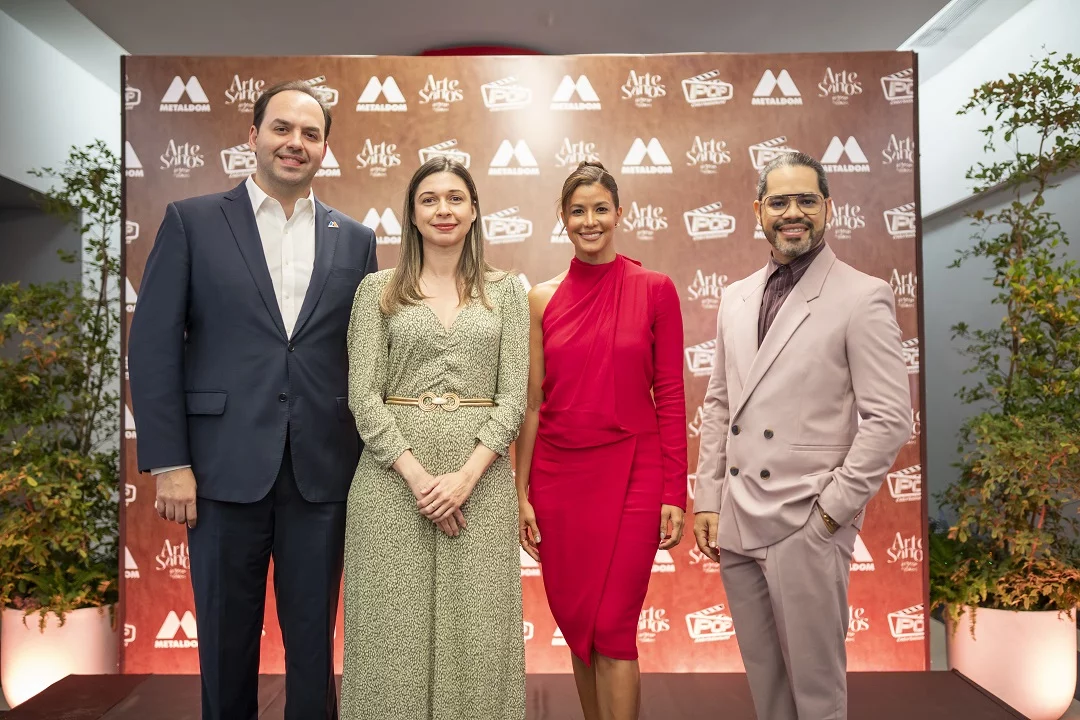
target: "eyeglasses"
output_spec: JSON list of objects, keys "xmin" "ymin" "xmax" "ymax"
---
[{"xmin": 762, "ymin": 193, "xmax": 825, "ymax": 216}]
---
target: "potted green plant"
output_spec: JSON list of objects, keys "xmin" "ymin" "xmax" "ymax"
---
[
  {"xmin": 930, "ymin": 51, "xmax": 1080, "ymax": 720},
  {"xmin": 0, "ymin": 140, "xmax": 121, "ymax": 707}
]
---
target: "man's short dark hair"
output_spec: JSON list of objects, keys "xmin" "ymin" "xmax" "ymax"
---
[
  {"xmin": 757, "ymin": 152, "xmax": 830, "ymax": 200},
  {"xmin": 252, "ymin": 80, "xmax": 332, "ymax": 140}
]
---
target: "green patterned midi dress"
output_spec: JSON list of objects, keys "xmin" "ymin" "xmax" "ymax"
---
[{"xmin": 340, "ymin": 269, "xmax": 529, "ymax": 720}]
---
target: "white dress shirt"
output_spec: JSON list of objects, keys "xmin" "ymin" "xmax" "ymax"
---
[{"xmin": 151, "ymin": 176, "xmax": 317, "ymax": 476}]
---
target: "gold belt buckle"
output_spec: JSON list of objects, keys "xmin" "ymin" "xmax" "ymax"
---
[{"xmin": 418, "ymin": 391, "xmax": 461, "ymax": 412}]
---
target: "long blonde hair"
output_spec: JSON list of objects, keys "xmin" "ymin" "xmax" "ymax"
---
[{"xmin": 380, "ymin": 156, "xmax": 497, "ymax": 314}]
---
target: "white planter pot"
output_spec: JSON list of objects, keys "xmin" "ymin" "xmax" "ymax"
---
[
  {"xmin": 1, "ymin": 605, "xmax": 118, "ymax": 708},
  {"xmin": 947, "ymin": 604, "xmax": 1077, "ymax": 720}
]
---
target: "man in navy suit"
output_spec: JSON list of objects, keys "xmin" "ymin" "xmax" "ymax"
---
[{"xmin": 129, "ymin": 80, "xmax": 377, "ymax": 720}]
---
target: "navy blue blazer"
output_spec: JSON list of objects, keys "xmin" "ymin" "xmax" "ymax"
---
[{"xmin": 128, "ymin": 181, "xmax": 377, "ymax": 503}]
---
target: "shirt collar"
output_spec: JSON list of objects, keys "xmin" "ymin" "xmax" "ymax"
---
[
  {"xmin": 245, "ymin": 175, "xmax": 315, "ymax": 217},
  {"xmin": 766, "ymin": 238, "xmax": 827, "ymax": 279}
]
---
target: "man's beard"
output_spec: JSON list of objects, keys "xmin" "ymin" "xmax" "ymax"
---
[{"xmin": 764, "ymin": 219, "xmax": 825, "ymax": 259}]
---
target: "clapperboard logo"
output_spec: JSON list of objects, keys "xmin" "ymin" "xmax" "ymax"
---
[
  {"xmin": 125, "ymin": 484, "xmax": 137, "ymax": 505},
  {"xmin": 483, "ymin": 208, "xmax": 533, "ymax": 245},
  {"xmin": 220, "ymin": 143, "xmax": 256, "ymax": 179},
  {"xmin": 749, "ymin": 136, "xmax": 797, "ymax": 170},
  {"xmin": 884, "ymin": 203, "xmax": 917, "ymax": 240},
  {"xmin": 684, "ymin": 202, "xmax": 736, "ymax": 241},
  {"xmin": 124, "ymin": 80, "xmax": 142, "ymax": 110},
  {"xmin": 361, "ymin": 208, "xmax": 402, "ymax": 246},
  {"xmin": 888, "ymin": 604, "xmax": 925, "ymax": 641},
  {"xmin": 685, "ymin": 604, "xmax": 736, "ymax": 642},
  {"xmin": 888, "ymin": 464, "xmax": 922, "ymax": 503},
  {"xmin": 881, "ymin": 68, "xmax": 915, "ymax": 105},
  {"xmin": 523, "ymin": 621, "xmax": 535, "ymax": 642},
  {"xmin": 124, "ymin": 624, "xmax": 137, "ymax": 646},
  {"xmin": 418, "ymin": 139, "xmax": 471, "ymax": 169},
  {"xmin": 902, "ymin": 338, "xmax": 920, "ymax": 374},
  {"xmin": 681, "ymin": 70, "xmax": 734, "ymax": 107},
  {"xmin": 685, "ymin": 340, "xmax": 715, "ymax": 377},
  {"xmin": 301, "ymin": 75, "xmax": 340, "ymax": 107},
  {"xmin": 481, "ymin": 76, "xmax": 532, "ymax": 111},
  {"xmin": 125, "ymin": 220, "xmax": 140, "ymax": 244}
]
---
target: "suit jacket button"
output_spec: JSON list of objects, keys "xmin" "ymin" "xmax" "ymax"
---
[
  {"xmin": 731, "ymin": 424, "xmax": 740, "ymax": 435},
  {"xmin": 288, "ymin": 343, "xmax": 295, "ymax": 352},
  {"xmin": 278, "ymin": 393, "xmax": 288, "ymax": 402},
  {"xmin": 729, "ymin": 467, "xmax": 739, "ymax": 476},
  {"xmin": 764, "ymin": 429, "xmax": 774, "ymax": 439},
  {"xmin": 760, "ymin": 469, "xmax": 770, "ymax": 479}
]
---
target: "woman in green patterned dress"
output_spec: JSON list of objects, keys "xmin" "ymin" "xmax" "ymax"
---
[{"xmin": 340, "ymin": 156, "xmax": 529, "ymax": 720}]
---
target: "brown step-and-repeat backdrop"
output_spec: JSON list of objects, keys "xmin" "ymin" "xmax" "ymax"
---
[{"xmin": 119, "ymin": 52, "xmax": 925, "ymax": 674}]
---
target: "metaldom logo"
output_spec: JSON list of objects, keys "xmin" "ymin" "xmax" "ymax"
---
[
  {"xmin": 355, "ymin": 76, "xmax": 407, "ymax": 112},
  {"xmin": 622, "ymin": 138, "xmax": 672, "ymax": 175},
  {"xmin": 315, "ymin": 146, "xmax": 342, "ymax": 178},
  {"xmin": 850, "ymin": 534, "xmax": 875, "ymax": 572},
  {"xmin": 682, "ymin": 70, "xmax": 733, "ymax": 107},
  {"xmin": 550, "ymin": 219, "xmax": 570, "ymax": 244},
  {"xmin": 753, "ymin": 69, "xmax": 802, "ymax": 106},
  {"xmin": 621, "ymin": 70, "xmax": 666, "ymax": 108},
  {"xmin": 362, "ymin": 208, "xmax": 402, "ymax": 245},
  {"xmin": 125, "ymin": 142, "xmax": 144, "ymax": 178},
  {"xmin": 124, "ymin": 546, "xmax": 139, "ymax": 579},
  {"xmin": 483, "ymin": 208, "xmax": 533, "ymax": 245},
  {"xmin": 821, "ymin": 136, "xmax": 870, "ymax": 173},
  {"xmin": 155, "ymin": 610, "xmax": 198, "ymax": 649},
  {"xmin": 520, "ymin": 546, "xmax": 540, "ymax": 577},
  {"xmin": 125, "ymin": 277, "xmax": 138, "ymax": 314},
  {"xmin": 749, "ymin": 137, "xmax": 797, "ymax": 171},
  {"xmin": 887, "ymin": 465, "xmax": 922, "ymax": 503},
  {"xmin": 622, "ymin": 202, "xmax": 668, "ymax": 241},
  {"xmin": 418, "ymin": 139, "xmax": 471, "ymax": 169},
  {"xmin": 550, "ymin": 75, "xmax": 601, "ymax": 110},
  {"xmin": 489, "ymin": 140, "xmax": 540, "ymax": 176},
  {"xmin": 684, "ymin": 203, "xmax": 736, "ymax": 241},
  {"xmin": 652, "ymin": 550, "xmax": 675, "ymax": 574},
  {"xmin": 159, "ymin": 76, "xmax": 210, "ymax": 112},
  {"xmin": 124, "ymin": 404, "xmax": 137, "ymax": 440}
]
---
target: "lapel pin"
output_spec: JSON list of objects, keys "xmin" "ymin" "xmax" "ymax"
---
[{"xmin": 327, "ymin": 220, "xmax": 339, "ymax": 228}]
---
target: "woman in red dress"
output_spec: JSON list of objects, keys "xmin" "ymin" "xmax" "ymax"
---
[{"xmin": 515, "ymin": 162, "xmax": 687, "ymax": 719}]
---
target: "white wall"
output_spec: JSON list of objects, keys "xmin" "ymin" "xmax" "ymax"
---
[
  {"xmin": 918, "ymin": 0, "xmax": 1080, "ymax": 514},
  {"xmin": 0, "ymin": 9, "xmax": 120, "ymax": 195}
]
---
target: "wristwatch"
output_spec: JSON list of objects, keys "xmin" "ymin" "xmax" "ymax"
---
[{"xmin": 815, "ymin": 503, "xmax": 840, "ymax": 535}]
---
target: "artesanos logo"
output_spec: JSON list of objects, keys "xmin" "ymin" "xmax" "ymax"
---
[
  {"xmin": 481, "ymin": 76, "xmax": 532, "ymax": 111},
  {"xmin": 847, "ymin": 606, "xmax": 870, "ymax": 642},
  {"xmin": 638, "ymin": 607, "xmax": 671, "ymax": 643},
  {"xmin": 885, "ymin": 203, "xmax": 917, "ymax": 240},
  {"xmin": 821, "ymin": 136, "xmax": 870, "ymax": 173},
  {"xmin": 125, "ymin": 277, "xmax": 138, "ymax": 314},
  {"xmin": 902, "ymin": 338, "xmax": 919, "ymax": 375},
  {"xmin": 685, "ymin": 340, "xmax": 715, "ymax": 377},
  {"xmin": 156, "ymin": 539, "xmax": 190, "ymax": 580},
  {"xmin": 621, "ymin": 70, "xmax": 666, "ymax": 108},
  {"xmin": 301, "ymin": 75, "xmax": 339, "ymax": 107},
  {"xmin": 224, "ymin": 75, "xmax": 265, "ymax": 113},
  {"xmin": 686, "ymin": 604, "xmax": 736, "ymax": 642},
  {"xmin": 361, "ymin": 208, "xmax": 402, "ymax": 246},
  {"xmin": 686, "ymin": 137, "xmax": 731, "ymax": 174},
  {"xmin": 909, "ymin": 408, "xmax": 921, "ymax": 445},
  {"xmin": 551, "ymin": 74, "xmax": 601, "ymax": 111},
  {"xmin": 550, "ymin": 219, "xmax": 570, "ymax": 244},
  {"xmin": 418, "ymin": 75, "xmax": 463, "ymax": 112},
  {"xmin": 523, "ymin": 621, "xmax": 535, "ymax": 642},
  {"xmin": 828, "ymin": 203, "xmax": 866, "ymax": 240},
  {"xmin": 688, "ymin": 404, "xmax": 704, "ymax": 438},
  {"xmin": 159, "ymin": 76, "xmax": 210, "ymax": 112},
  {"xmin": 622, "ymin": 138, "xmax": 672, "ymax": 175},
  {"xmin": 682, "ymin": 70, "xmax": 733, "ymax": 107},
  {"xmin": 124, "ymin": 79, "xmax": 142, "ymax": 110},
  {"xmin": 356, "ymin": 140, "xmax": 401, "ymax": 178},
  {"xmin": 753, "ymin": 69, "xmax": 802, "ymax": 106},
  {"xmin": 125, "ymin": 141, "xmax": 144, "ymax": 178},
  {"xmin": 489, "ymin": 140, "xmax": 540, "ymax": 176},
  {"xmin": 687, "ymin": 270, "xmax": 726, "ymax": 310},
  {"xmin": 850, "ymin": 534, "xmax": 875, "ymax": 572},
  {"xmin": 160, "ymin": 140, "xmax": 205, "ymax": 179},
  {"xmin": 314, "ymin": 145, "xmax": 341, "ymax": 178},
  {"xmin": 888, "ymin": 532, "xmax": 924, "ymax": 573},
  {"xmin": 652, "ymin": 549, "xmax": 675, "ymax": 574},
  {"xmin": 881, "ymin": 68, "xmax": 915, "ymax": 105},
  {"xmin": 818, "ymin": 68, "xmax": 862, "ymax": 106},
  {"xmin": 125, "ymin": 220, "xmax": 140, "ymax": 244},
  {"xmin": 888, "ymin": 604, "xmax": 925, "ymax": 642},
  {"xmin": 125, "ymin": 483, "xmax": 137, "ymax": 505},
  {"xmin": 688, "ymin": 545, "xmax": 721, "ymax": 573},
  {"xmin": 124, "ymin": 624, "xmax": 137, "ymax": 646},
  {"xmin": 622, "ymin": 202, "xmax": 668, "ymax": 241},
  {"xmin": 749, "ymin": 136, "xmax": 797, "ymax": 171},
  {"xmin": 890, "ymin": 269, "xmax": 918, "ymax": 309},
  {"xmin": 221, "ymin": 143, "xmax": 256, "ymax": 179},
  {"xmin": 155, "ymin": 610, "xmax": 198, "ymax": 649},
  {"xmin": 124, "ymin": 404, "xmax": 137, "ymax": 440},
  {"xmin": 684, "ymin": 202, "xmax": 736, "ymax": 241},
  {"xmin": 520, "ymin": 546, "xmax": 540, "ymax": 577},
  {"xmin": 888, "ymin": 465, "xmax": 922, "ymax": 503},
  {"xmin": 356, "ymin": 76, "xmax": 407, "ymax": 112},
  {"xmin": 483, "ymin": 208, "xmax": 533, "ymax": 245},
  {"xmin": 125, "ymin": 546, "xmax": 140, "ymax": 579},
  {"xmin": 555, "ymin": 138, "xmax": 600, "ymax": 168},
  {"xmin": 418, "ymin": 139, "xmax": 471, "ymax": 169},
  {"xmin": 552, "ymin": 627, "xmax": 567, "ymax": 646},
  {"xmin": 882, "ymin": 134, "xmax": 915, "ymax": 173}
]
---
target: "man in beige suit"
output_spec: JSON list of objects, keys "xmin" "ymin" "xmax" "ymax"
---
[{"xmin": 693, "ymin": 152, "xmax": 911, "ymax": 720}]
